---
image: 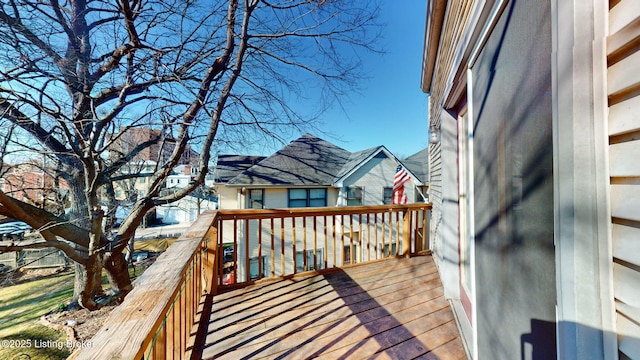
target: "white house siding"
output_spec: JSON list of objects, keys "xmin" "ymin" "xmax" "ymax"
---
[
  {"xmin": 608, "ymin": 0, "xmax": 640, "ymax": 358},
  {"xmin": 156, "ymin": 196, "xmax": 216, "ymax": 224},
  {"xmin": 217, "ymin": 186, "xmax": 240, "ymax": 210},
  {"xmin": 340, "ymin": 154, "xmax": 415, "ymax": 205},
  {"xmin": 220, "ymin": 187, "xmax": 344, "ymax": 282}
]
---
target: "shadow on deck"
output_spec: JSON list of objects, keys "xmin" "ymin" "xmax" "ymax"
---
[{"xmin": 192, "ymin": 254, "xmax": 467, "ymax": 360}]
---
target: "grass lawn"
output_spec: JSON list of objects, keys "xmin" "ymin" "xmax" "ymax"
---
[
  {"xmin": 0, "ymin": 272, "xmax": 74, "ymax": 360},
  {"xmin": 0, "ymin": 261, "xmax": 152, "ymax": 360}
]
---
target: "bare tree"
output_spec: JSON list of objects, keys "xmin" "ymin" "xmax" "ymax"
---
[{"xmin": 0, "ymin": 0, "xmax": 381, "ymax": 309}]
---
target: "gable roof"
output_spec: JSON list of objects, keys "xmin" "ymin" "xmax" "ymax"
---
[
  {"xmin": 227, "ymin": 134, "xmax": 351, "ymax": 186},
  {"xmin": 334, "ymin": 146, "xmax": 383, "ymax": 180},
  {"xmin": 223, "ymin": 134, "xmax": 428, "ymax": 187}
]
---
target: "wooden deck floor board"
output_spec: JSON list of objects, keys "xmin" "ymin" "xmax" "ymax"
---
[
  {"xmin": 263, "ymin": 299, "xmax": 453, "ymax": 360},
  {"xmin": 213, "ymin": 257, "xmax": 438, "ymax": 310},
  {"xmin": 207, "ymin": 282, "xmax": 447, "ymax": 357},
  {"xmin": 210, "ymin": 263, "xmax": 440, "ymax": 331},
  {"xmin": 193, "ymin": 254, "xmax": 467, "ymax": 360}
]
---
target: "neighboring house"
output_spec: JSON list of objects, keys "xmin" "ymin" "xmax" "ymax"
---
[
  {"xmin": 158, "ymin": 165, "xmax": 216, "ymax": 224},
  {"xmin": 422, "ymin": 1, "xmax": 639, "ymax": 360},
  {"xmin": 401, "ymin": 148, "xmax": 430, "ymax": 203},
  {"xmin": 110, "ymin": 127, "xmax": 199, "ymax": 167},
  {"xmin": 155, "ymin": 194, "xmax": 217, "ymax": 224},
  {"xmin": 110, "ymin": 127, "xmax": 199, "ymax": 200},
  {"xmin": 212, "ymin": 154, "xmax": 266, "ymax": 209},
  {"xmin": 1, "ymin": 162, "xmax": 68, "ymax": 213},
  {"xmin": 213, "ymin": 133, "xmax": 428, "ymax": 210},
  {"xmin": 113, "ymin": 160, "xmax": 158, "ymax": 200},
  {"xmin": 212, "ymin": 133, "xmax": 429, "ymax": 280},
  {"xmin": 166, "ymin": 165, "xmax": 198, "ymax": 189}
]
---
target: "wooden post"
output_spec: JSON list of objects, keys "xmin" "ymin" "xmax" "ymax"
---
[
  {"xmin": 292, "ymin": 217, "xmax": 297, "ymax": 273},
  {"xmin": 244, "ymin": 219, "xmax": 250, "ymax": 282},
  {"xmin": 258, "ymin": 219, "xmax": 263, "ymax": 280},
  {"xmin": 270, "ymin": 218, "xmax": 275, "ymax": 277},
  {"xmin": 153, "ymin": 322, "xmax": 166, "ymax": 359},
  {"xmin": 325, "ymin": 216, "xmax": 330, "ymax": 269},
  {"xmin": 422, "ymin": 207, "xmax": 428, "ymax": 252},
  {"xmin": 402, "ymin": 210, "xmax": 411, "ymax": 258},
  {"xmin": 202, "ymin": 226, "xmax": 218, "ymax": 295},
  {"xmin": 280, "ymin": 217, "xmax": 285, "ymax": 275}
]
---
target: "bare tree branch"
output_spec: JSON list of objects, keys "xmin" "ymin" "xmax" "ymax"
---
[{"xmin": 0, "ymin": 0, "xmax": 382, "ymax": 309}]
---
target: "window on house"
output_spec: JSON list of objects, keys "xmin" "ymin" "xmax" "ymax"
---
[
  {"xmin": 288, "ymin": 188, "xmax": 327, "ymax": 207},
  {"xmin": 343, "ymin": 244, "xmax": 358, "ymax": 265},
  {"xmin": 309, "ymin": 189, "xmax": 327, "ymax": 206},
  {"xmin": 249, "ymin": 256, "xmax": 268, "ymax": 280},
  {"xmin": 346, "ymin": 187, "xmax": 363, "ymax": 206},
  {"xmin": 296, "ymin": 249, "xmax": 324, "ymax": 272},
  {"xmin": 248, "ymin": 189, "xmax": 264, "ymax": 209},
  {"xmin": 383, "ymin": 243, "xmax": 398, "ymax": 257},
  {"xmin": 138, "ymin": 177, "xmax": 146, "ymax": 184},
  {"xmin": 383, "ymin": 187, "xmax": 393, "ymax": 205}
]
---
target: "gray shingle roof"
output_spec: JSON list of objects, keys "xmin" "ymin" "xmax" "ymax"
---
[
  {"xmin": 402, "ymin": 148, "xmax": 429, "ymax": 183},
  {"xmin": 227, "ymin": 134, "xmax": 351, "ymax": 186},
  {"xmin": 214, "ymin": 155, "xmax": 266, "ymax": 183},
  {"xmin": 221, "ymin": 134, "xmax": 429, "ymax": 187}
]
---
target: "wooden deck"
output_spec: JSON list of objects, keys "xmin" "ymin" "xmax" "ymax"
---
[{"xmin": 192, "ymin": 254, "xmax": 467, "ymax": 360}]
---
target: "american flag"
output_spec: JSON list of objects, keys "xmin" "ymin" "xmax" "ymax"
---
[{"xmin": 392, "ymin": 164, "xmax": 410, "ymax": 204}]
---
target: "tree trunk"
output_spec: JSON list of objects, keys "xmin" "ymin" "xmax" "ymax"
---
[
  {"xmin": 104, "ymin": 251, "xmax": 133, "ymax": 300},
  {"xmin": 72, "ymin": 256, "xmax": 103, "ymax": 308},
  {"xmin": 80, "ymin": 254, "xmax": 103, "ymax": 310}
]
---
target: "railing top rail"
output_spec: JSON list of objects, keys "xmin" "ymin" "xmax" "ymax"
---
[
  {"xmin": 75, "ymin": 211, "xmax": 219, "ymax": 360},
  {"xmin": 214, "ymin": 203, "xmax": 432, "ymax": 220}
]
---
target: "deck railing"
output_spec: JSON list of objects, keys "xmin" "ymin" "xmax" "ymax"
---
[{"xmin": 75, "ymin": 203, "xmax": 431, "ymax": 360}]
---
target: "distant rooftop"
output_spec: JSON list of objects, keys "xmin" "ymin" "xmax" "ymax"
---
[
  {"xmin": 220, "ymin": 134, "xmax": 429, "ymax": 187},
  {"xmin": 214, "ymin": 155, "xmax": 266, "ymax": 183}
]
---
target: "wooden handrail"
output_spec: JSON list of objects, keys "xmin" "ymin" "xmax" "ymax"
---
[
  {"xmin": 74, "ymin": 211, "xmax": 218, "ymax": 360},
  {"xmin": 214, "ymin": 203, "xmax": 431, "ymax": 289},
  {"xmin": 76, "ymin": 204, "xmax": 431, "ymax": 359}
]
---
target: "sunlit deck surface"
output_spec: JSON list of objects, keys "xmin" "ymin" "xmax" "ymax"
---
[{"xmin": 193, "ymin": 254, "xmax": 467, "ymax": 360}]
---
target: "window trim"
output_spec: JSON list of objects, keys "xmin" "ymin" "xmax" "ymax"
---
[
  {"xmin": 287, "ymin": 188, "xmax": 327, "ymax": 208},
  {"xmin": 346, "ymin": 186, "xmax": 363, "ymax": 206},
  {"xmin": 383, "ymin": 187, "xmax": 393, "ymax": 205},
  {"xmin": 296, "ymin": 249, "xmax": 324, "ymax": 272},
  {"xmin": 249, "ymin": 255, "xmax": 268, "ymax": 280},
  {"xmin": 248, "ymin": 188, "xmax": 264, "ymax": 209}
]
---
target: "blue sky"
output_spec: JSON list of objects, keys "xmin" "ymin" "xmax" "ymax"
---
[
  {"xmin": 268, "ymin": 2, "xmax": 430, "ymax": 159},
  {"xmin": 322, "ymin": 1, "xmax": 430, "ymax": 158}
]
